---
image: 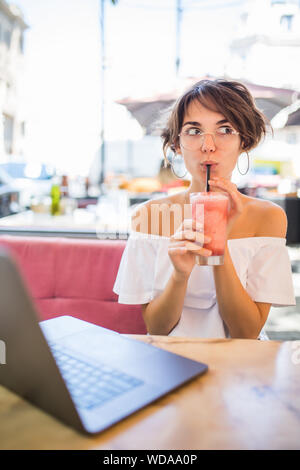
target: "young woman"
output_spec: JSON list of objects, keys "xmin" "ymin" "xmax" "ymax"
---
[{"xmin": 113, "ymin": 79, "xmax": 295, "ymax": 339}]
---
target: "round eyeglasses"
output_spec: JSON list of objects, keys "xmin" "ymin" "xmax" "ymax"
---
[{"xmin": 178, "ymin": 126, "xmax": 239, "ymax": 151}]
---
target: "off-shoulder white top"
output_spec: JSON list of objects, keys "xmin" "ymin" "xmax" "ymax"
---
[{"xmin": 113, "ymin": 231, "xmax": 296, "ymax": 339}]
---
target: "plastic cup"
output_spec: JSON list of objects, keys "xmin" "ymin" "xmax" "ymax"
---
[{"xmin": 190, "ymin": 192, "xmax": 229, "ymax": 266}]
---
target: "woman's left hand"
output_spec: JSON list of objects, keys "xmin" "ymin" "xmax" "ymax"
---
[{"xmin": 208, "ymin": 177, "xmax": 244, "ymax": 237}]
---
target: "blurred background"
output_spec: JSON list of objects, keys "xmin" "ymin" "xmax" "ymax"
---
[{"xmin": 1, "ymin": 0, "xmax": 300, "ymax": 338}]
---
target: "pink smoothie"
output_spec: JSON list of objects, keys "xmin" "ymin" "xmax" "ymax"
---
[{"xmin": 190, "ymin": 192, "xmax": 229, "ymax": 256}]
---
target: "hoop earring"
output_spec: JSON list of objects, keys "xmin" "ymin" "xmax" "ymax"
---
[
  {"xmin": 170, "ymin": 153, "xmax": 187, "ymax": 179},
  {"xmin": 237, "ymin": 152, "xmax": 250, "ymax": 175}
]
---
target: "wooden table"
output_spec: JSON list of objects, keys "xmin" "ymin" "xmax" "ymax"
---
[{"xmin": 1, "ymin": 335, "xmax": 300, "ymax": 450}]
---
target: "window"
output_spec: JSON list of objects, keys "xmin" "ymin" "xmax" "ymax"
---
[
  {"xmin": 280, "ymin": 14, "xmax": 294, "ymax": 31},
  {"xmin": 3, "ymin": 114, "xmax": 14, "ymax": 154},
  {"xmin": 4, "ymin": 29, "xmax": 11, "ymax": 48},
  {"xmin": 19, "ymin": 33, "xmax": 24, "ymax": 52},
  {"xmin": 287, "ymin": 132, "xmax": 297, "ymax": 144}
]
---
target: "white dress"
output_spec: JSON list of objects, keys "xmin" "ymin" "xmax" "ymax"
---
[{"xmin": 113, "ymin": 230, "xmax": 296, "ymax": 339}]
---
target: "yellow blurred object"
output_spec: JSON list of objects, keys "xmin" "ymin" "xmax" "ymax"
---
[
  {"xmin": 119, "ymin": 177, "xmax": 162, "ymax": 193},
  {"xmin": 253, "ymin": 159, "xmax": 295, "ymax": 178},
  {"xmin": 30, "ymin": 202, "xmax": 50, "ymax": 214},
  {"xmin": 253, "ymin": 159, "xmax": 281, "ymax": 173}
]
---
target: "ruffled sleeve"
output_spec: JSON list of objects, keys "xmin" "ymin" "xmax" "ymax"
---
[
  {"xmin": 246, "ymin": 238, "xmax": 296, "ymax": 307},
  {"xmin": 113, "ymin": 231, "xmax": 158, "ymax": 304}
]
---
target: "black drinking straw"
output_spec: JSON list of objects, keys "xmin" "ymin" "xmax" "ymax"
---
[{"xmin": 206, "ymin": 165, "xmax": 211, "ymax": 192}]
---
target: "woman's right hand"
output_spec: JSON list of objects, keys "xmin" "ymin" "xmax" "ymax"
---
[{"xmin": 168, "ymin": 219, "xmax": 212, "ymax": 280}]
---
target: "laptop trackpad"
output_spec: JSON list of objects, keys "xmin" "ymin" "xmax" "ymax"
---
[
  {"xmin": 50, "ymin": 328, "xmax": 169, "ymax": 383},
  {"xmin": 49, "ymin": 326, "xmax": 205, "ymax": 387}
]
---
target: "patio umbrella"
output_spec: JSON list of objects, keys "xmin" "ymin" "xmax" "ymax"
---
[
  {"xmin": 116, "ymin": 77, "xmax": 300, "ymax": 135},
  {"xmin": 271, "ymin": 100, "xmax": 300, "ymax": 128}
]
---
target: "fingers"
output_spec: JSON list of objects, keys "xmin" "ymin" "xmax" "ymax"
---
[
  {"xmin": 172, "ymin": 230, "xmax": 211, "ymax": 245},
  {"xmin": 208, "ymin": 178, "xmax": 243, "ymax": 213},
  {"xmin": 168, "ymin": 240, "xmax": 212, "ymax": 257},
  {"xmin": 173, "ymin": 219, "xmax": 204, "ymax": 238},
  {"xmin": 170, "ymin": 219, "xmax": 211, "ymax": 256},
  {"xmin": 170, "ymin": 218, "xmax": 212, "ymax": 256},
  {"xmin": 208, "ymin": 177, "xmax": 237, "ymax": 192},
  {"xmin": 208, "ymin": 178, "xmax": 236, "ymax": 202},
  {"xmin": 184, "ymin": 241, "xmax": 212, "ymax": 256},
  {"xmin": 180, "ymin": 219, "xmax": 203, "ymax": 232},
  {"xmin": 168, "ymin": 241, "xmax": 188, "ymax": 255}
]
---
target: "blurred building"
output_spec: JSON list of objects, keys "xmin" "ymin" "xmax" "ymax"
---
[
  {"xmin": 227, "ymin": 0, "xmax": 300, "ymax": 90},
  {"xmin": 0, "ymin": 1, "xmax": 28, "ymax": 161}
]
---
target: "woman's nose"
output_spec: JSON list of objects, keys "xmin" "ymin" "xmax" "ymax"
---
[{"xmin": 201, "ymin": 133, "xmax": 215, "ymax": 153}]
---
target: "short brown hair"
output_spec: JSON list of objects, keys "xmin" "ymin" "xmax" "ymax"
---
[{"xmin": 161, "ymin": 79, "xmax": 268, "ymax": 166}]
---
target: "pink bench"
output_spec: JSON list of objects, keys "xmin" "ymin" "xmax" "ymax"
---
[{"xmin": 0, "ymin": 235, "xmax": 146, "ymax": 334}]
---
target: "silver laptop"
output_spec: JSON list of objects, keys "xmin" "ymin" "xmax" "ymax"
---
[{"xmin": 0, "ymin": 248, "xmax": 208, "ymax": 435}]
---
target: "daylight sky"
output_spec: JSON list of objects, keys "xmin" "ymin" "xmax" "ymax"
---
[{"xmin": 10, "ymin": 0, "xmax": 246, "ymax": 174}]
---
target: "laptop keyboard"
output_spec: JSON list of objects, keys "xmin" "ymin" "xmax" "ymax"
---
[{"xmin": 49, "ymin": 342, "xmax": 144, "ymax": 410}]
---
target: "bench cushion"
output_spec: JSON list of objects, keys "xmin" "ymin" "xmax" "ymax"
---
[{"xmin": 0, "ymin": 235, "xmax": 146, "ymax": 334}]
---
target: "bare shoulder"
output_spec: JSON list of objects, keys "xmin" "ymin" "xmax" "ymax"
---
[
  {"xmin": 131, "ymin": 192, "xmax": 186, "ymax": 236},
  {"xmin": 245, "ymin": 196, "xmax": 287, "ymax": 238}
]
